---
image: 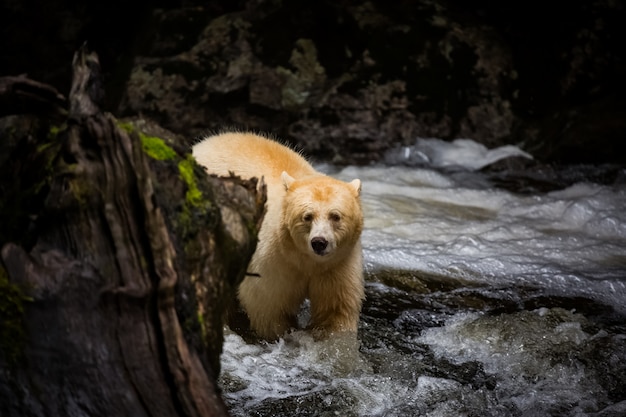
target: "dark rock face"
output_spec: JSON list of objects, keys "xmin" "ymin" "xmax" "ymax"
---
[
  {"xmin": 1, "ymin": 0, "xmax": 625, "ymax": 164},
  {"xmin": 119, "ymin": 1, "xmax": 521, "ymax": 164}
]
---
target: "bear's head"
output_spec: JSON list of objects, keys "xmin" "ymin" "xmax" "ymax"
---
[{"xmin": 281, "ymin": 172, "xmax": 363, "ymax": 262}]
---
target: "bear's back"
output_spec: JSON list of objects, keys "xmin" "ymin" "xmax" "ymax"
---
[{"xmin": 193, "ymin": 132, "xmax": 317, "ymax": 184}]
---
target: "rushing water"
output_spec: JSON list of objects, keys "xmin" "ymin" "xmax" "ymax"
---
[{"xmin": 219, "ymin": 139, "xmax": 626, "ymax": 417}]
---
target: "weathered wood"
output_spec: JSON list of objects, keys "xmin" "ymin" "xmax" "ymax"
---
[
  {"xmin": 0, "ymin": 47, "xmax": 265, "ymax": 416},
  {"xmin": 0, "ymin": 74, "xmax": 67, "ymax": 117}
]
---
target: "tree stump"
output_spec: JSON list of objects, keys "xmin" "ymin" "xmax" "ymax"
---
[{"xmin": 0, "ymin": 46, "xmax": 265, "ymax": 417}]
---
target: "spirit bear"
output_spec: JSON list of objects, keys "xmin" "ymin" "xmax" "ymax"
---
[{"xmin": 193, "ymin": 132, "xmax": 364, "ymax": 339}]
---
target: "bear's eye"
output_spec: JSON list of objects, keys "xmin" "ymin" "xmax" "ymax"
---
[
  {"xmin": 329, "ymin": 212, "xmax": 341, "ymax": 222},
  {"xmin": 303, "ymin": 213, "xmax": 314, "ymax": 222}
]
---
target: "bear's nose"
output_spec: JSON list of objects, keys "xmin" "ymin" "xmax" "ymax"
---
[{"xmin": 311, "ymin": 237, "xmax": 328, "ymax": 255}]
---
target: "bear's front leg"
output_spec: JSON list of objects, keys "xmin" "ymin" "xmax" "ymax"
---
[
  {"xmin": 308, "ymin": 267, "xmax": 365, "ymax": 339},
  {"xmin": 246, "ymin": 308, "xmax": 297, "ymax": 340},
  {"xmin": 238, "ymin": 275, "xmax": 303, "ymax": 340}
]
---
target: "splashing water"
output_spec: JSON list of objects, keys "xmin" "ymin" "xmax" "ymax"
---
[{"xmin": 219, "ymin": 139, "xmax": 626, "ymax": 417}]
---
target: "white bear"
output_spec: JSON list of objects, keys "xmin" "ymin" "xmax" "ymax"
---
[{"xmin": 193, "ymin": 132, "xmax": 364, "ymax": 339}]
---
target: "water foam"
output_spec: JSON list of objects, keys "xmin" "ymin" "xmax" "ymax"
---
[
  {"xmin": 220, "ymin": 329, "xmax": 380, "ymax": 416},
  {"xmin": 416, "ymin": 308, "xmax": 612, "ymax": 415},
  {"xmin": 220, "ymin": 328, "xmax": 497, "ymax": 417},
  {"xmin": 334, "ymin": 165, "xmax": 626, "ymax": 313}
]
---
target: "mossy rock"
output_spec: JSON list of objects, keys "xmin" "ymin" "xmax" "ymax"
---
[{"xmin": 0, "ymin": 265, "xmax": 31, "ymax": 366}]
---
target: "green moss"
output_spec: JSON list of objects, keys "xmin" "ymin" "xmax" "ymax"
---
[
  {"xmin": 68, "ymin": 177, "xmax": 92, "ymax": 207},
  {"xmin": 178, "ymin": 156, "xmax": 203, "ymax": 207},
  {"xmin": 117, "ymin": 121, "xmax": 177, "ymax": 161},
  {"xmin": 0, "ymin": 265, "xmax": 31, "ymax": 365},
  {"xmin": 140, "ymin": 135, "xmax": 177, "ymax": 161},
  {"xmin": 176, "ymin": 155, "xmax": 214, "ymax": 236},
  {"xmin": 47, "ymin": 123, "xmax": 66, "ymax": 142},
  {"xmin": 117, "ymin": 121, "xmax": 135, "ymax": 134},
  {"xmin": 36, "ymin": 142, "xmax": 55, "ymax": 154}
]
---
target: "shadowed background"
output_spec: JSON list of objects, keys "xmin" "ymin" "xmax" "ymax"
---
[{"xmin": 1, "ymin": 0, "xmax": 625, "ymax": 164}]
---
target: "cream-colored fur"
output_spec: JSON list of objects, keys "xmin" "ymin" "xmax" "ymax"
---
[{"xmin": 193, "ymin": 132, "xmax": 364, "ymax": 339}]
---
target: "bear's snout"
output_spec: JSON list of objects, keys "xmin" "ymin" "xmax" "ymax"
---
[{"xmin": 311, "ymin": 237, "xmax": 328, "ymax": 255}]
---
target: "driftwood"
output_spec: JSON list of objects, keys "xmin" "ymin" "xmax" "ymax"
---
[{"xmin": 0, "ymin": 46, "xmax": 265, "ymax": 416}]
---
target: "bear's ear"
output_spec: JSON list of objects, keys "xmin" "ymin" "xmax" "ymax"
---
[
  {"xmin": 281, "ymin": 171, "xmax": 296, "ymax": 191},
  {"xmin": 348, "ymin": 179, "xmax": 362, "ymax": 196}
]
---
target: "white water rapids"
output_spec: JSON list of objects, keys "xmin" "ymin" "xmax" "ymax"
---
[{"xmin": 219, "ymin": 139, "xmax": 626, "ymax": 417}]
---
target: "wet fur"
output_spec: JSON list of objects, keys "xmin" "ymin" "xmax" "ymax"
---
[{"xmin": 193, "ymin": 132, "xmax": 364, "ymax": 339}]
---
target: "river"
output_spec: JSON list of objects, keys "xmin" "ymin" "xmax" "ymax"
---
[{"xmin": 218, "ymin": 139, "xmax": 626, "ymax": 417}]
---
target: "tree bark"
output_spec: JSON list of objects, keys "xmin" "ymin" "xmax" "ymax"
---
[{"xmin": 0, "ymin": 46, "xmax": 265, "ymax": 417}]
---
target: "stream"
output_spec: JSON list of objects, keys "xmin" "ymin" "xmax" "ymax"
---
[{"xmin": 219, "ymin": 139, "xmax": 626, "ymax": 417}]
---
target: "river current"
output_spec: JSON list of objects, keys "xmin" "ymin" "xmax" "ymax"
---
[{"xmin": 219, "ymin": 139, "xmax": 626, "ymax": 417}]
